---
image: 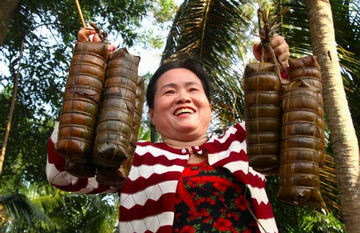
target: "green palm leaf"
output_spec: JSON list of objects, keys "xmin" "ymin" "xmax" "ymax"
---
[{"xmin": 0, "ymin": 193, "xmax": 54, "ymax": 231}]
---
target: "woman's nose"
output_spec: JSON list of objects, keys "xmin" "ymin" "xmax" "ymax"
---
[{"xmin": 175, "ymin": 90, "xmax": 191, "ymax": 104}]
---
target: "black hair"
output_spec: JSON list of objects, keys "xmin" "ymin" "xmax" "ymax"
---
[{"xmin": 146, "ymin": 59, "xmax": 212, "ymax": 109}]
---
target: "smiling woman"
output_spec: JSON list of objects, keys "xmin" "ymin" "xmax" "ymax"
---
[
  {"xmin": 46, "ymin": 27, "xmax": 290, "ymax": 233},
  {"xmin": 116, "ymin": 59, "xmax": 277, "ymax": 232},
  {"xmin": 148, "ymin": 63, "xmax": 212, "ymax": 147}
]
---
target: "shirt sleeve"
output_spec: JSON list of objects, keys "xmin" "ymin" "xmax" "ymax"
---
[{"xmin": 46, "ymin": 122, "xmax": 119, "ymax": 194}]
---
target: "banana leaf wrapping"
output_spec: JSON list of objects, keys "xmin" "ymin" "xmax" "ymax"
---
[
  {"xmin": 127, "ymin": 75, "xmax": 145, "ymax": 156},
  {"xmin": 278, "ymin": 56, "xmax": 324, "ymax": 205},
  {"xmin": 93, "ymin": 48, "xmax": 141, "ymax": 186},
  {"xmin": 96, "ymin": 75, "xmax": 145, "ymax": 186},
  {"xmin": 243, "ymin": 62, "xmax": 281, "ymax": 175},
  {"xmin": 55, "ymin": 42, "xmax": 109, "ymax": 177}
]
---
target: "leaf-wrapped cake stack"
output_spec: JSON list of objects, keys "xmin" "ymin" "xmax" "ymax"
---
[
  {"xmin": 127, "ymin": 75, "xmax": 145, "ymax": 157},
  {"xmin": 93, "ymin": 48, "xmax": 141, "ymax": 186},
  {"xmin": 278, "ymin": 56, "xmax": 324, "ymax": 205},
  {"xmin": 55, "ymin": 42, "xmax": 109, "ymax": 177},
  {"xmin": 243, "ymin": 62, "xmax": 281, "ymax": 175},
  {"xmin": 105, "ymin": 75, "xmax": 145, "ymax": 186}
]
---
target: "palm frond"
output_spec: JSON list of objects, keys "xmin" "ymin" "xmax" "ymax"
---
[
  {"xmin": 54, "ymin": 193, "xmax": 118, "ymax": 233},
  {"xmin": 0, "ymin": 193, "xmax": 54, "ymax": 230},
  {"xmin": 163, "ymin": 0, "xmax": 252, "ymax": 63}
]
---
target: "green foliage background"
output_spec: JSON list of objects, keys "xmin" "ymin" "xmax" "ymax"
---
[{"xmin": 0, "ymin": 0, "xmax": 359, "ymax": 232}]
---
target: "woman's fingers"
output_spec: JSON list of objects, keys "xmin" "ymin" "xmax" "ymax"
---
[
  {"xmin": 77, "ymin": 28, "xmax": 96, "ymax": 42},
  {"xmin": 92, "ymin": 34, "xmax": 101, "ymax": 42},
  {"xmin": 77, "ymin": 28, "xmax": 117, "ymax": 52},
  {"xmin": 253, "ymin": 35, "xmax": 290, "ymax": 67},
  {"xmin": 270, "ymin": 35, "xmax": 290, "ymax": 67},
  {"xmin": 253, "ymin": 43, "xmax": 262, "ymax": 61},
  {"xmin": 107, "ymin": 44, "xmax": 116, "ymax": 52}
]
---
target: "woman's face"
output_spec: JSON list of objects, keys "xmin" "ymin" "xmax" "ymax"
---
[{"xmin": 149, "ymin": 68, "xmax": 212, "ymax": 142}]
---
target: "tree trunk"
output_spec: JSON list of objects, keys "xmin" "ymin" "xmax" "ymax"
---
[
  {"xmin": 0, "ymin": 0, "xmax": 20, "ymax": 46},
  {"xmin": 305, "ymin": 1, "xmax": 360, "ymax": 232},
  {"xmin": 0, "ymin": 38, "xmax": 23, "ymax": 175}
]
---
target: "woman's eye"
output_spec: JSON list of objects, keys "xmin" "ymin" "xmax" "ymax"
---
[
  {"xmin": 164, "ymin": 90, "xmax": 175, "ymax": 95},
  {"xmin": 189, "ymin": 88, "xmax": 199, "ymax": 92}
]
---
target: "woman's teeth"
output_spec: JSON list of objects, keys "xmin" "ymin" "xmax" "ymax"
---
[{"xmin": 175, "ymin": 108, "xmax": 194, "ymax": 115}]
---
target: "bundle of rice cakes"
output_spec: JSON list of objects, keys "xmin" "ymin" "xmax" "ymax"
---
[
  {"xmin": 278, "ymin": 56, "xmax": 324, "ymax": 205},
  {"xmin": 56, "ymin": 43, "xmax": 143, "ymax": 186}
]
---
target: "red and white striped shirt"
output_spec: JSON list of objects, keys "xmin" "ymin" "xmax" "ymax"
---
[{"xmin": 46, "ymin": 122, "xmax": 278, "ymax": 233}]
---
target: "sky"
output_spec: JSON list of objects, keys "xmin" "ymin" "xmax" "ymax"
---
[
  {"xmin": 129, "ymin": 0, "xmax": 184, "ymax": 76},
  {"xmin": 126, "ymin": 25, "xmax": 166, "ymax": 76}
]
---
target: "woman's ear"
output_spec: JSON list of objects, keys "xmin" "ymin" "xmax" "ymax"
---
[{"xmin": 148, "ymin": 108, "xmax": 155, "ymax": 126}]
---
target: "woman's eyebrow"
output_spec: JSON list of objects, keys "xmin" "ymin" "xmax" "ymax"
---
[
  {"xmin": 159, "ymin": 83, "xmax": 177, "ymax": 90},
  {"xmin": 184, "ymin": 81, "xmax": 201, "ymax": 87},
  {"xmin": 159, "ymin": 81, "xmax": 200, "ymax": 90}
]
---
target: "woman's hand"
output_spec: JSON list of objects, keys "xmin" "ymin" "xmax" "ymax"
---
[
  {"xmin": 77, "ymin": 28, "xmax": 116, "ymax": 52},
  {"xmin": 253, "ymin": 35, "xmax": 290, "ymax": 67}
]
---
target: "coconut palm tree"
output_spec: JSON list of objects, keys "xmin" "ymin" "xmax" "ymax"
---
[
  {"xmin": 0, "ymin": 193, "xmax": 53, "ymax": 231},
  {"xmin": 305, "ymin": 2, "xmax": 360, "ymax": 232},
  {"xmin": 283, "ymin": 0, "xmax": 360, "ymax": 232},
  {"xmin": 0, "ymin": 177, "xmax": 120, "ymax": 233}
]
